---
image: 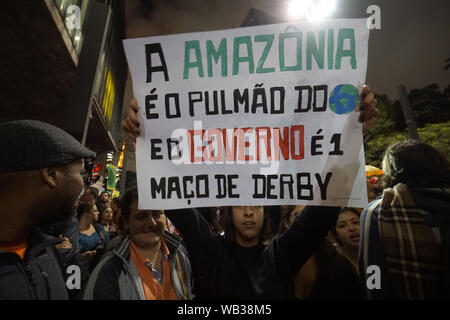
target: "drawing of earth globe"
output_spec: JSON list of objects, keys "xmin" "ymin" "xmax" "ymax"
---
[{"xmin": 329, "ymin": 84, "xmax": 359, "ymax": 115}]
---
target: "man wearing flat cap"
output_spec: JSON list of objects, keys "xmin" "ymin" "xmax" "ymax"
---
[{"xmin": 0, "ymin": 120, "xmax": 96, "ymax": 299}]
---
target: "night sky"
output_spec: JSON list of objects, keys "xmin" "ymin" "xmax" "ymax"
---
[{"xmin": 124, "ymin": 0, "xmax": 450, "ymax": 101}]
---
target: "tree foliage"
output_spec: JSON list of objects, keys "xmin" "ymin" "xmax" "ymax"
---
[
  {"xmin": 363, "ymin": 85, "xmax": 450, "ymax": 167},
  {"xmin": 392, "ymin": 84, "xmax": 450, "ymax": 130}
]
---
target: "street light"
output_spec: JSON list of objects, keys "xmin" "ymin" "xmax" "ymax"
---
[{"xmin": 287, "ymin": 0, "xmax": 336, "ymax": 21}]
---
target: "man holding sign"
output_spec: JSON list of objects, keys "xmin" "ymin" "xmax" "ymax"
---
[{"xmin": 121, "ymin": 19, "xmax": 378, "ymax": 299}]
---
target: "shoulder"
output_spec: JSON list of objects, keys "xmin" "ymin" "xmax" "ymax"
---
[{"xmin": 94, "ymin": 223, "xmax": 106, "ymax": 232}]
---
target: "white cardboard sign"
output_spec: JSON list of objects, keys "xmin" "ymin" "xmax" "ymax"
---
[{"xmin": 123, "ymin": 19, "xmax": 369, "ymax": 210}]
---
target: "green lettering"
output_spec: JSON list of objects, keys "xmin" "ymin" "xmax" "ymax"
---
[
  {"xmin": 206, "ymin": 38, "xmax": 227, "ymax": 77},
  {"xmin": 327, "ymin": 29, "xmax": 334, "ymax": 69},
  {"xmin": 233, "ymin": 36, "xmax": 254, "ymax": 75},
  {"xmin": 307, "ymin": 30, "xmax": 325, "ymax": 70},
  {"xmin": 335, "ymin": 28, "xmax": 356, "ymax": 70},
  {"xmin": 255, "ymin": 34, "xmax": 275, "ymax": 74},
  {"xmin": 183, "ymin": 40, "xmax": 204, "ymax": 79},
  {"xmin": 279, "ymin": 32, "xmax": 302, "ymax": 71}
]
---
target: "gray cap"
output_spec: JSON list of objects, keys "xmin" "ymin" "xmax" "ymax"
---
[{"xmin": 0, "ymin": 120, "xmax": 96, "ymax": 173}]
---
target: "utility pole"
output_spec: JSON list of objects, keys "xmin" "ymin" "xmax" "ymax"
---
[{"xmin": 397, "ymin": 85, "xmax": 420, "ymax": 140}]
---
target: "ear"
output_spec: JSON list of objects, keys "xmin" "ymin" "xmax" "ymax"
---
[{"xmin": 39, "ymin": 167, "xmax": 60, "ymax": 188}]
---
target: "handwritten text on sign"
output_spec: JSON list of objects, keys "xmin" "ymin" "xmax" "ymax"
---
[{"xmin": 123, "ymin": 19, "xmax": 369, "ymax": 210}]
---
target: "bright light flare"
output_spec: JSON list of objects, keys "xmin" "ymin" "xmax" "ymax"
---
[
  {"xmin": 287, "ymin": 0, "xmax": 336, "ymax": 21},
  {"xmin": 287, "ymin": 0, "xmax": 313, "ymax": 18},
  {"xmin": 310, "ymin": 0, "xmax": 336, "ymax": 21}
]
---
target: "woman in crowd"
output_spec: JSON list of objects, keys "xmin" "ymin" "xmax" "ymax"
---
[
  {"xmin": 99, "ymin": 206, "xmax": 118, "ymax": 239},
  {"xmin": 77, "ymin": 202, "xmax": 110, "ymax": 271},
  {"xmin": 282, "ymin": 206, "xmax": 364, "ymax": 299},
  {"xmin": 164, "ymin": 204, "xmax": 339, "ymax": 299},
  {"xmin": 332, "ymin": 207, "xmax": 362, "ymax": 271}
]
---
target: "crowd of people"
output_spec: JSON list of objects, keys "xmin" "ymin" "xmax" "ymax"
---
[{"xmin": 0, "ymin": 85, "xmax": 449, "ymax": 300}]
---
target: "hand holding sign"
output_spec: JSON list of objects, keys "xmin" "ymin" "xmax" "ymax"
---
[{"xmin": 121, "ymin": 98, "xmax": 140, "ymax": 141}]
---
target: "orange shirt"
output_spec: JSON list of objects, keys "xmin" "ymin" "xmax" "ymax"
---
[
  {"xmin": 129, "ymin": 239, "xmax": 178, "ymax": 300},
  {"xmin": 0, "ymin": 241, "xmax": 28, "ymax": 260}
]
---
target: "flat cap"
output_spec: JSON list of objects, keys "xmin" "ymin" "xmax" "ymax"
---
[{"xmin": 0, "ymin": 120, "xmax": 96, "ymax": 173}]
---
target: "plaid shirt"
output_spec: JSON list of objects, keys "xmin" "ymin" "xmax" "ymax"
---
[{"xmin": 360, "ymin": 184, "xmax": 445, "ymax": 299}]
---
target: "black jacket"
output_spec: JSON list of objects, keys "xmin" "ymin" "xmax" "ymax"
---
[
  {"xmin": 165, "ymin": 205, "xmax": 339, "ymax": 299},
  {"xmin": 0, "ymin": 227, "xmax": 69, "ymax": 300}
]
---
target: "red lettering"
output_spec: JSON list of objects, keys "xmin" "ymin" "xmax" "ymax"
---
[{"xmin": 290, "ymin": 125, "xmax": 304, "ymax": 160}]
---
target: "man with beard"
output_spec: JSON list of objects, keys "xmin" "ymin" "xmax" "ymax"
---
[{"xmin": 0, "ymin": 120, "xmax": 95, "ymax": 299}]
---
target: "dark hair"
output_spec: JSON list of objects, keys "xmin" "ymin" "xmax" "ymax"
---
[
  {"xmin": 86, "ymin": 187, "xmax": 99, "ymax": 201},
  {"xmin": 382, "ymin": 140, "xmax": 450, "ymax": 188},
  {"xmin": 111, "ymin": 197, "xmax": 121, "ymax": 207},
  {"xmin": 77, "ymin": 202, "xmax": 94, "ymax": 219},
  {"xmin": 98, "ymin": 206, "xmax": 113, "ymax": 222},
  {"xmin": 79, "ymin": 193, "xmax": 95, "ymax": 206},
  {"xmin": 118, "ymin": 186, "xmax": 138, "ymax": 234},
  {"xmin": 331, "ymin": 207, "xmax": 361, "ymax": 243},
  {"xmin": 221, "ymin": 206, "xmax": 272, "ymax": 246},
  {"xmin": 338, "ymin": 207, "xmax": 361, "ymax": 217}
]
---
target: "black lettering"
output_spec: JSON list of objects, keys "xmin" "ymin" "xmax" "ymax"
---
[
  {"xmin": 145, "ymin": 43, "xmax": 169, "ymax": 82},
  {"xmin": 311, "ymin": 129, "xmax": 324, "ymax": 156},
  {"xmin": 145, "ymin": 88, "xmax": 159, "ymax": 119},
  {"xmin": 233, "ymin": 88, "xmax": 249, "ymax": 113},
  {"xmin": 280, "ymin": 174, "xmax": 294, "ymax": 199},
  {"xmin": 182, "ymin": 176, "xmax": 195, "ymax": 198},
  {"xmin": 252, "ymin": 174, "xmax": 266, "ymax": 198},
  {"xmin": 215, "ymin": 174, "xmax": 227, "ymax": 199},
  {"xmin": 188, "ymin": 91, "xmax": 202, "ymax": 117},
  {"xmin": 267, "ymin": 175, "xmax": 277, "ymax": 199},
  {"xmin": 167, "ymin": 139, "xmax": 181, "ymax": 160},
  {"xmin": 270, "ymin": 87, "xmax": 285, "ymax": 114},
  {"xmin": 296, "ymin": 173, "xmax": 313, "ymax": 200},
  {"xmin": 329, "ymin": 133, "xmax": 344, "ymax": 155},
  {"xmin": 294, "ymin": 86, "xmax": 312, "ymax": 112},
  {"xmin": 165, "ymin": 93, "xmax": 181, "ymax": 118},
  {"xmin": 167, "ymin": 177, "xmax": 182, "ymax": 199},
  {"xmin": 313, "ymin": 85, "xmax": 327, "ymax": 112},
  {"xmin": 150, "ymin": 139, "xmax": 163, "ymax": 160},
  {"xmin": 196, "ymin": 175, "xmax": 209, "ymax": 198},
  {"xmin": 150, "ymin": 177, "xmax": 166, "ymax": 199},
  {"xmin": 252, "ymin": 86, "xmax": 268, "ymax": 113},
  {"xmin": 228, "ymin": 175, "xmax": 239, "ymax": 198},
  {"xmin": 315, "ymin": 172, "xmax": 332, "ymax": 200}
]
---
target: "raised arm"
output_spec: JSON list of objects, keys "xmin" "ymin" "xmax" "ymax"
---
[
  {"xmin": 165, "ymin": 209, "xmax": 222, "ymax": 270},
  {"xmin": 271, "ymin": 205, "xmax": 339, "ymax": 281}
]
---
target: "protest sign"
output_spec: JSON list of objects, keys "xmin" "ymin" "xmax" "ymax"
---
[{"xmin": 123, "ymin": 19, "xmax": 369, "ymax": 210}]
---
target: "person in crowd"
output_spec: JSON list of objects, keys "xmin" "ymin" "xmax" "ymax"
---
[
  {"xmin": 97, "ymin": 191, "xmax": 111, "ymax": 214},
  {"xmin": 99, "ymin": 206, "xmax": 118, "ymax": 239},
  {"xmin": 281, "ymin": 206, "xmax": 364, "ymax": 300},
  {"xmin": 110, "ymin": 197, "xmax": 121, "ymax": 227},
  {"xmin": 83, "ymin": 187, "xmax": 194, "ymax": 300},
  {"xmin": 85, "ymin": 186, "xmax": 99, "ymax": 203},
  {"xmin": 332, "ymin": 207, "xmax": 361, "ymax": 271},
  {"xmin": 120, "ymin": 86, "xmax": 379, "ymax": 299},
  {"xmin": 366, "ymin": 180, "xmax": 377, "ymax": 203},
  {"xmin": 99, "ymin": 191, "xmax": 110, "ymax": 203},
  {"xmin": 77, "ymin": 202, "xmax": 110, "ymax": 272},
  {"xmin": 360, "ymin": 139, "xmax": 450, "ymax": 299},
  {"xmin": 165, "ymin": 205, "xmax": 339, "ymax": 299},
  {"xmin": 0, "ymin": 120, "xmax": 95, "ymax": 299}
]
